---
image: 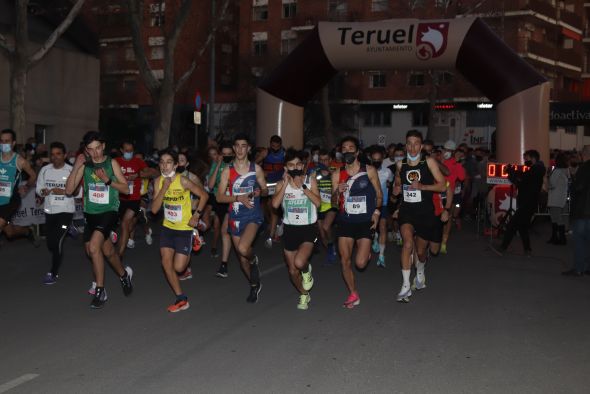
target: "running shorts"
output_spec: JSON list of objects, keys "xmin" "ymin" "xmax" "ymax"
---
[
  {"xmin": 227, "ymin": 216, "xmax": 263, "ymax": 237},
  {"xmin": 283, "ymin": 223, "xmax": 318, "ymax": 251},
  {"xmin": 318, "ymin": 207, "xmax": 337, "ymax": 221},
  {"xmin": 84, "ymin": 212, "xmax": 119, "ymax": 242},
  {"xmin": 398, "ymin": 211, "xmax": 441, "ymax": 243},
  {"xmin": 119, "ymin": 199, "xmax": 141, "ymax": 217},
  {"xmin": 159, "ymin": 226, "xmax": 193, "ymax": 256},
  {"xmin": 336, "ymin": 220, "xmax": 373, "ymax": 240}
]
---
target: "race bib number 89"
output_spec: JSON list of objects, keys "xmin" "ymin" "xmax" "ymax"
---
[{"xmin": 345, "ymin": 196, "xmax": 367, "ymax": 214}]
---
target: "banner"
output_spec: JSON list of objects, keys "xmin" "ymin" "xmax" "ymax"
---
[{"xmin": 10, "ymin": 188, "xmax": 84, "ymax": 226}]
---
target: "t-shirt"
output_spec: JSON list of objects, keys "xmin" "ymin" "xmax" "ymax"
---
[
  {"xmin": 36, "ymin": 163, "xmax": 77, "ymax": 214},
  {"xmin": 115, "ymin": 157, "xmax": 147, "ymax": 201}
]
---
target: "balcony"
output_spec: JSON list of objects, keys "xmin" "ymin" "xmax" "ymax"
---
[
  {"xmin": 558, "ymin": 48, "xmax": 583, "ymax": 69},
  {"xmin": 527, "ymin": 40, "xmax": 558, "ymax": 60},
  {"xmin": 290, "ymin": 13, "xmax": 318, "ymax": 30},
  {"xmin": 559, "ymin": 9, "xmax": 583, "ymax": 30}
]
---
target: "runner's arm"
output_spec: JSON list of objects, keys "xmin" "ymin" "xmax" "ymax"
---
[
  {"xmin": 367, "ymin": 166, "xmax": 383, "ymax": 210},
  {"xmin": 438, "ymin": 161, "xmax": 450, "ymax": 177},
  {"xmin": 111, "ymin": 160, "xmax": 130, "ymax": 195},
  {"xmin": 65, "ymin": 156, "xmax": 85, "ymax": 196},
  {"xmin": 271, "ymin": 180, "xmax": 286, "ymax": 209},
  {"xmin": 306, "ymin": 175, "xmax": 321, "ymax": 208},
  {"xmin": 35, "ymin": 166, "xmax": 47, "ymax": 196},
  {"xmin": 182, "ymin": 175, "xmax": 209, "ymax": 214},
  {"xmin": 216, "ymin": 167, "xmax": 233, "ymax": 204},
  {"xmin": 18, "ymin": 155, "xmax": 37, "ymax": 187},
  {"xmin": 424, "ymin": 157, "xmax": 447, "ymax": 193},
  {"xmin": 331, "ymin": 170, "xmax": 340, "ymax": 207},
  {"xmin": 151, "ymin": 176, "xmax": 165, "ymax": 214},
  {"xmin": 208, "ymin": 161, "xmax": 221, "ymax": 191},
  {"xmin": 255, "ymin": 164, "xmax": 268, "ymax": 197},
  {"xmin": 139, "ymin": 166, "xmax": 159, "ymax": 179}
]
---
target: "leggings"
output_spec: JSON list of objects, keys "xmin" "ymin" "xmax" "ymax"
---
[{"xmin": 46, "ymin": 213, "xmax": 73, "ymax": 276}]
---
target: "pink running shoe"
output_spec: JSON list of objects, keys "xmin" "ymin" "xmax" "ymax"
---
[{"xmin": 343, "ymin": 292, "xmax": 360, "ymax": 309}]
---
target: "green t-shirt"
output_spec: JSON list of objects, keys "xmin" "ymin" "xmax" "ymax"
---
[
  {"xmin": 207, "ymin": 161, "xmax": 226, "ymax": 195},
  {"xmin": 83, "ymin": 157, "xmax": 120, "ymax": 214}
]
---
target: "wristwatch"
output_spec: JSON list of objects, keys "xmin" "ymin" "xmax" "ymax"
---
[
  {"xmin": 196, "ymin": 209, "xmax": 202, "ymax": 215},
  {"xmin": 105, "ymin": 179, "xmax": 112, "ymax": 186},
  {"xmin": 302, "ymin": 184, "xmax": 308, "ymax": 190}
]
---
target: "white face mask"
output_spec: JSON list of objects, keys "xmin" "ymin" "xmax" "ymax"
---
[
  {"xmin": 312, "ymin": 154, "xmax": 319, "ymax": 163},
  {"xmin": 335, "ymin": 152, "xmax": 343, "ymax": 161},
  {"xmin": 394, "ymin": 155, "xmax": 404, "ymax": 163},
  {"xmin": 443, "ymin": 151, "xmax": 452, "ymax": 160},
  {"xmin": 162, "ymin": 170, "xmax": 176, "ymax": 178}
]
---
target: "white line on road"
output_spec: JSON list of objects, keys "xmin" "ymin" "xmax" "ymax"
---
[
  {"xmin": 261, "ymin": 263, "xmax": 285, "ymax": 277},
  {"xmin": 0, "ymin": 374, "xmax": 39, "ymax": 393}
]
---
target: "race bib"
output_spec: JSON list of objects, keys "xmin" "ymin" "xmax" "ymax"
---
[
  {"xmin": 287, "ymin": 207, "xmax": 308, "ymax": 225},
  {"xmin": 320, "ymin": 190, "xmax": 331, "ymax": 203},
  {"xmin": 0, "ymin": 181, "xmax": 11, "ymax": 197},
  {"xmin": 164, "ymin": 203, "xmax": 182, "ymax": 223},
  {"xmin": 128, "ymin": 181, "xmax": 134, "ymax": 195},
  {"xmin": 403, "ymin": 184, "xmax": 422, "ymax": 203},
  {"xmin": 89, "ymin": 184, "xmax": 109, "ymax": 204},
  {"xmin": 267, "ymin": 183, "xmax": 276, "ymax": 196},
  {"xmin": 345, "ymin": 196, "xmax": 367, "ymax": 214},
  {"xmin": 51, "ymin": 195, "xmax": 68, "ymax": 206}
]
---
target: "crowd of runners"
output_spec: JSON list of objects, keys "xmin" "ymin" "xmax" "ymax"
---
[{"xmin": 1, "ymin": 127, "xmax": 585, "ymax": 312}]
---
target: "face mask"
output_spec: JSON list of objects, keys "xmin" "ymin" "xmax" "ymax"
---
[
  {"xmin": 394, "ymin": 155, "xmax": 404, "ymax": 163},
  {"xmin": 335, "ymin": 152, "xmax": 343, "ymax": 161},
  {"xmin": 123, "ymin": 152, "xmax": 133, "ymax": 160},
  {"xmin": 68, "ymin": 157, "xmax": 75, "ymax": 165},
  {"xmin": 288, "ymin": 169, "xmax": 304, "ymax": 177},
  {"xmin": 372, "ymin": 161, "xmax": 382, "ymax": 169},
  {"xmin": 222, "ymin": 156, "xmax": 233, "ymax": 163},
  {"xmin": 343, "ymin": 152, "xmax": 356, "ymax": 165},
  {"xmin": 1, "ymin": 144, "xmax": 12, "ymax": 153},
  {"xmin": 407, "ymin": 152, "xmax": 420, "ymax": 162},
  {"xmin": 524, "ymin": 160, "xmax": 532, "ymax": 167},
  {"xmin": 443, "ymin": 151, "xmax": 452, "ymax": 160},
  {"xmin": 162, "ymin": 170, "xmax": 176, "ymax": 178},
  {"xmin": 312, "ymin": 154, "xmax": 319, "ymax": 163},
  {"xmin": 31, "ymin": 143, "xmax": 36, "ymax": 148},
  {"xmin": 176, "ymin": 166, "xmax": 186, "ymax": 173}
]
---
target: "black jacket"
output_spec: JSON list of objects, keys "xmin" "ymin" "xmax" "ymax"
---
[
  {"xmin": 571, "ymin": 160, "xmax": 590, "ymax": 220},
  {"xmin": 508, "ymin": 162, "xmax": 545, "ymax": 210}
]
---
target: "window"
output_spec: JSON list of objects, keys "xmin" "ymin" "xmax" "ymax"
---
[
  {"xmin": 437, "ymin": 71, "xmax": 453, "ymax": 84},
  {"xmin": 408, "ymin": 72, "xmax": 425, "ymax": 86},
  {"xmin": 281, "ymin": 30, "xmax": 297, "ymax": 55},
  {"xmin": 282, "ymin": 0, "xmax": 296, "ymax": 18},
  {"xmin": 253, "ymin": 5, "xmax": 268, "ymax": 21},
  {"xmin": 253, "ymin": 32, "xmax": 268, "ymax": 56},
  {"xmin": 150, "ymin": 14, "xmax": 165, "ymax": 26},
  {"xmin": 412, "ymin": 111, "xmax": 428, "ymax": 126},
  {"xmin": 150, "ymin": 2, "xmax": 165, "ymax": 26},
  {"xmin": 328, "ymin": 0, "xmax": 347, "ymax": 15},
  {"xmin": 369, "ymin": 72, "xmax": 386, "ymax": 88},
  {"xmin": 151, "ymin": 46, "xmax": 164, "ymax": 60},
  {"xmin": 371, "ymin": 0, "xmax": 388, "ymax": 12},
  {"xmin": 363, "ymin": 110, "xmax": 391, "ymax": 127}
]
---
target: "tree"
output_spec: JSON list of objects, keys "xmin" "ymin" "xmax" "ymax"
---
[
  {"xmin": 0, "ymin": 0, "xmax": 86, "ymax": 137},
  {"xmin": 126, "ymin": 0, "xmax": 231, "ymax": 149}
]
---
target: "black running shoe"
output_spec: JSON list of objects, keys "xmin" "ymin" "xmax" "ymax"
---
[
  {"xmin": 216, "ymin": 263, "xmax": 228, "ymax": 278},
  {"xmin": 120, "ymin": 266, "xmax": 134, "ymax": 296},
  {"xmin": 90, "ymin": 287, "xmax": 107, "ymax": 309},
  {"xmin": 246, "ymin": 283, "xmax": 262, "ymax": 303}
]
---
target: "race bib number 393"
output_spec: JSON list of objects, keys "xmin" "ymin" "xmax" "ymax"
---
[{"xmin": 164, "ymin": 203, "xmax": 182, "ymax": 222}]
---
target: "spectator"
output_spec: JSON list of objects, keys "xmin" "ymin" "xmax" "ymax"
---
[{"xmin": 546, "ymin": 153, "xmax": 570, "ymax": 245}]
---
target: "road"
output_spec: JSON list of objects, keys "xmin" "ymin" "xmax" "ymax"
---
[{"xmin": 0, "ymin": 221, "xmax": 589, "ymax": 393}]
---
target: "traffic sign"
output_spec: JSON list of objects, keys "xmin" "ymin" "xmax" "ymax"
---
[{"xmin": 195, "ymin": 91, "xmax": 202, "ymax": 111}]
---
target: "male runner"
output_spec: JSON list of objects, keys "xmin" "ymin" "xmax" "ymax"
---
[
  {"xmin": 256, "ymin": 135, "xmax": 284, "ymax": 247},
  {"xmin": 316, "ymin": 149, "xmax": 338, "ymax": 264},
  {"xmin": 369, "ymin": 146, "xmax": 394, "ymax": 267}
]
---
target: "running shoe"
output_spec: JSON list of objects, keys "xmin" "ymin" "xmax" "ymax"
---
[
  {"xmin": 197, "ymin": 219, "xmax": 207, "ymax": 232},
  {"xmin": 87, "ymin": 282, "xmax": 108, "ymax": 300},
  {"xmin": 191, "ymin": 230, "xmax": 202, "ymax": 252},
  {"xmin": 396, "ymin": 238, "xmax": 403, "ymax": 247},
  {"xmin": 67, "ymin": 224, "xmax": 79, "ymax": 239},
  {"xmin": 412, "ymin": 276, "xmax": 427, "ymax": 291},
  {"xmin": 28, "ymin": 226, "xmax": 40, "ymax": 248},
  {"xmin": 297, "ymin": 293, "xmax": 311, "ymax": 310},
  {"xmin": 145, "ymin": 228, "xmax": 153, "ymax": 245},
  {"xmin": 397, "ymin": 285, "xmax": 412, "ymax": 303},
  {"xmin": 371, "ymin": 239, "xmax": 380, "ymax": 254},
  {"xmin": 246, "ymin": 283, "xmax": 262, "ymax": 303},
  {"xmin": 216, "ymin": 263, "xmax": 228, "ymax": 278},
  {"xmin": 127, "ymin": 239, "xmax": 135, "ymax": 249},
  {"xmin": 377, "ymin": 255, "xmax": 386, "ymax": 268},
  {"xmin": 110, "ymin": 231, "xmax": 118, "ymax": 244},
  {"xmin": 167, "ymin": 298, "xmax": 190, "ymax": 313},
  {"xmin": 343, "ymin": 291, "xmax": 360, "ymax": 309},
  {"xmin": 264, "ymin": 237, "xmax": 272, "ymax": 249},
  {"xmin": 179, "ymin": 267, "xmax": 193, "ymax": 281},
  {"xmin": 301, "ymin": 264, "xmax": 314, "ymax": 291},
  {"xmin": 120, "ymin": 266, "xmax": 134, "ymax": 296},
  {"xmin": 211, "ymin": 248, "xmax": 219, "ymax": 258},
  {"xmin": 440, "ymin": 243, "xmax": 447, "ymax": 254},
  {"xmin": 325, "ymin": 244, "xmax": 337, "ymax": 265},
  {"xmin": 387, "ymin": 231, "xmax": 394, "ymax": 243},
  {"xmin": 90, "ymin": 287, "xmax": 107, "ymax": 309},
  {"xmin": 42, "ymin": 272, "xmax": 58, "ymax": 285}
]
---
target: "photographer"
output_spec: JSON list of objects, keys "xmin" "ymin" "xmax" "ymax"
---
[{"xmin": 491, "ymin": 150, "xmax": 545, "ymax": 256}]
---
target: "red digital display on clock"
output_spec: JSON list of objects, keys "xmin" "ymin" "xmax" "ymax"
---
[{"xmin": 486, "ymin": 163, "xmax": 529, "ymax": 184}]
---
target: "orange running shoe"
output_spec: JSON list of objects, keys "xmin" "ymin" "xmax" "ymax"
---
[{"xmin": 167, "ymin": 298, "xmax": 190, "ymax": 313}]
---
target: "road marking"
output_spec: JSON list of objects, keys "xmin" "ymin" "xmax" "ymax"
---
[
  {"xmin": 261, "ymin": 264, "xmax": 284, "ymax": 277},
  {"xmin": 0, "ymin": 374, "xmax": 39, "ymax": 393}
]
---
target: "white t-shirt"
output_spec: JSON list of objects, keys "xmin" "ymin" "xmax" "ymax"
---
[{"xmin": 36, "ymin": 163, "xmax": 77, "ymax": 214}]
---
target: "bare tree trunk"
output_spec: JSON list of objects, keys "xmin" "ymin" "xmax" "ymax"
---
[
  {"xmin": 321, "ymin": 85, "xmax": 335, "ymax": 149},
  {"xmin": 426, "ymin": 71, "xmax": 439, "ymax": 140},
  {"xmin": 153, "ymin": 86, "xmax": 175, "ymax": 148},
  {"xmin": 10, "ymin": 62, "xmax": 27, "ymax": 135}
]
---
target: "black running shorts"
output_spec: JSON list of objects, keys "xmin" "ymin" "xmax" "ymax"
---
[
  {"xmin": 336, "ymin": 221, "xmax": 373, "ymax": 241},
  {"xmin": 398, "ymin": 210, "xmax": 441, "ymax": 243},
  {"xmin": 84, "ymin": 212, "xmax": 119, "ymax": 242},
  {"xmin": 159, "ymin": 226, "xmax": 193, "ymax": 256},
  {"xmin": 283, "ymin": 223, "xmax": 318, "ymax": 251}
]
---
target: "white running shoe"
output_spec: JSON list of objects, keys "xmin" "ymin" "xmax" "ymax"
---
[
  {"xmin": 127, "ymin": 239, "xmax": 135, "ymax": 249},
  {"xmin": 125, "ymin": 266, "xmax": 134, "ymax": 280},
  {"xmin": 87, "ymin": 282, "xmax": 108, "ymax": 300},
  {"xmin": 264, "ymin": 237, "xmax": 272, "ymax": 249},
  {"xmin": 145, "ymin": 228, "xmax": 153, "ymax": 245},
  {"xmin": 397, "ymin": 284, "xmax": 412, "ymax": 303},
  {"xmin": 412, "ymin": 276, "xmax": 427, "ymax": 291}
]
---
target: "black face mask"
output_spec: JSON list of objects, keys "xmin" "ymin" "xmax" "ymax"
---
[
  {"xmin": 372, "ymin": 160, "xmax": 382, "ymax": 169},
  {"xmin": 176, "ymin": 166, "xmax": 186, "ymax": 173},
  {"xmin": 222, "ymin": 156, "xmax": 233, "ymax": 163},
  {"xmin": 524, "ymin": 160, "xmax": 532, "ymax": 167},
  {"xmin": 343, "ymin": 152, "xmax": 356, "ymax": 165},
  {"xmin": 288, "ymin": 169, "xmax": 304, "ymax": 177},
  {"xmin": 270, "ymin": 148, "xmax": 281, "ymax": 154}
]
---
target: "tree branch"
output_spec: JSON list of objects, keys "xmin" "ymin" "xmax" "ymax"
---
[
  {"xmin": 0, "ymin": 34, "xmax": 13, "ymax": 58},
  {"xmin": 175, "ymin": 0, "xmax": 232, "ymax": 93},
  {"xmin": 166, "ymin": 0, "xmax": 192, "ymax": 51},
  {"xmin": 27, "ymin": 0, "xmax": 86, "ymax": 68},
  {"xmin": 126, "ymin": 0, "xmax": 160, "ymax": 94}
]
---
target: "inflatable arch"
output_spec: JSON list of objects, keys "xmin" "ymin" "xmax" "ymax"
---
[{"xmin": 256, "ymin": 17, "xmax": 549, "ymax": 164}]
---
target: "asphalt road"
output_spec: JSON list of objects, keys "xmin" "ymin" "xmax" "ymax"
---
[{"xmin": 0, "ymin": 220, "xmax": 589, "ymax": 393}]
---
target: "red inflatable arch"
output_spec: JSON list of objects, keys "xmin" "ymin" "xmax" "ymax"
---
[{"xmin": 256, "ymin": 17, "xmax": 549, "ymax": 164}]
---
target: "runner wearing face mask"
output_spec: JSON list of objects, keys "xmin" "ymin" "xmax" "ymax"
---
[
  {"xmin": 368, "ymin": 146, "xmax": 394, "ymax": 268},
  {"xmin": 316, "ymin": 149, "xmax": 338, "ymax": 264},
  {"xmin": 387, "ymin": 147, "xmax": 405, "ymax": 245},
  {"xmin": 272, "ymin": 149, "xmax": 321, "ymax": 310},
  {"xmin": 440, "ymin": 140, "xmax": 466, "ymax": 254},
  {"xmin": 332, "ymin": 137, "xmax": 382, "ymax": 308},
  {"xmin": 392, "ymin": 130, "xmax": 446, "ymax": 303}
]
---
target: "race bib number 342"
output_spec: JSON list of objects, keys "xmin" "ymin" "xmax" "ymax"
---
[{"xmin": 403, "ymin": 184, "xmax": 422, "ymax": 203}]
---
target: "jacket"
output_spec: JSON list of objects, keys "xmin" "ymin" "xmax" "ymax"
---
[
  {"xmin": 570, "ymin": 160, "xmax": 590, "ymax": 220},
  {"xmin": 547, "ymin": 168, "xmax": 569, "ymax": 208}
]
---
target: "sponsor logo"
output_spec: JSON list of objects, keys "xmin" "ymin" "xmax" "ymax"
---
[
  {"xmin": 0, "ymin": 168, "xmax": 6, "ymax": 175},
  {"xmin": 406, "ymin": 169, "xmax": 421, "ymax": 183},
  {"xmin": 416, "ymin": 23, "xmax": 449, "ymax": 60}
]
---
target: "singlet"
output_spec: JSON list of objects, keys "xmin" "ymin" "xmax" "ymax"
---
[
  {"xmin": 160, "ymin": 174, "xmax": 193, "ymax": 231},
  {"xmin": 399, "ymin": 156, "xmax": 434, "ymax": 215},
  {"xmin": 376, "ymin": 165, "xmax": 394, "ymax": 208},
  {"xmin": 83, "ymin": 157, "xmax": 119, "ymax": 214},
  {"xmin": 207, "ymin": 161, "xmax": 227, "ymax": 195},
  {"xmin": 115, "ymin": 157, "xmax": 147, "ymax": 201},
  {"xmin": 37, "ymin": 163, "xmax": 76, "ymax": 214},
  {"xmin": 228, "ymin": 162, "xmax": 263, "ymax": 221},
  {"xmin": 262, "ymin": 148, "xmax": 285, "ymax": 183},
  {"xmin": 281, "ymin": 176, "xmax": 317, "ymax": 226},
  {"xmin": 0, "ymin": 153, "xmax": 21, "ymax": 206},
  {"xmin": 337, "ymin": 165, "xmax": 376, "ymax": 224},
  {"xmin": 140, "ymin": 178, "xmax": 149, "ymax": 196},
  {"xmin": 316, "ymin": 168, "xmax": 333, "ymax": 213}
]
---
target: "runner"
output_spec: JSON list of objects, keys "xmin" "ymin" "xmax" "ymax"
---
[
  {"xmin": 151, "ymin": 148, "xmax": 209, "ymax": 312},
  {"xmin": 217, "ymin": 133, "xmax": 268, "ymax": 303},
  {"xmin": 115, "ymin": 141, "xmax": 157, "ymax": 256},
  {"xmin": 369, "ymin": 146, "xmax": 394, "ymax": 267},
  {"xmin": 207, "ymin": 142, "xmax": 234, "ymax": 278},
  {"xmin": 316, "ymin": 149, "xmax": 338, "ymax": 264},
  {"xmin": 392, "ymin": 130, "xmax": 446, "ymax": 303},
  {"xmin": 0, "ymin": 129, "xmax": 37, "ymax": 241},
  {"xmin": 440, "ymin": 140, "xmax": 466, "ymax": 254},
  {"xmin": 36, "ymin": 142, "xmax": 79, "ymax": 285},
  {"xmin": 272, "ymin": 149, "xmax": 321, "ymax": 310},
  {"xmin": 332, "ymin": 137, "xmax": 382, "ymax": 308},
  {"xmin": 65, "ymin": 131, "xmax": 133, "ymax": 309},
  {"xmin": 256, "ymin": 135, "xmax": 284, "ymax": 247}
]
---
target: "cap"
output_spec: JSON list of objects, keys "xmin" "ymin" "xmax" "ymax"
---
[{"xmin": 443, "ymin": 140, "xmax": 457, "ymax": 150}]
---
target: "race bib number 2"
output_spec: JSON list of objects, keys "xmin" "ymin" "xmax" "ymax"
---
[
  {"xmin": 403, "ymin": 184, "xmax": 422, "ymax": 203},
  {"xmin": 287, "ymin": 207, "xmax": 308, "ymax": 225}
]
